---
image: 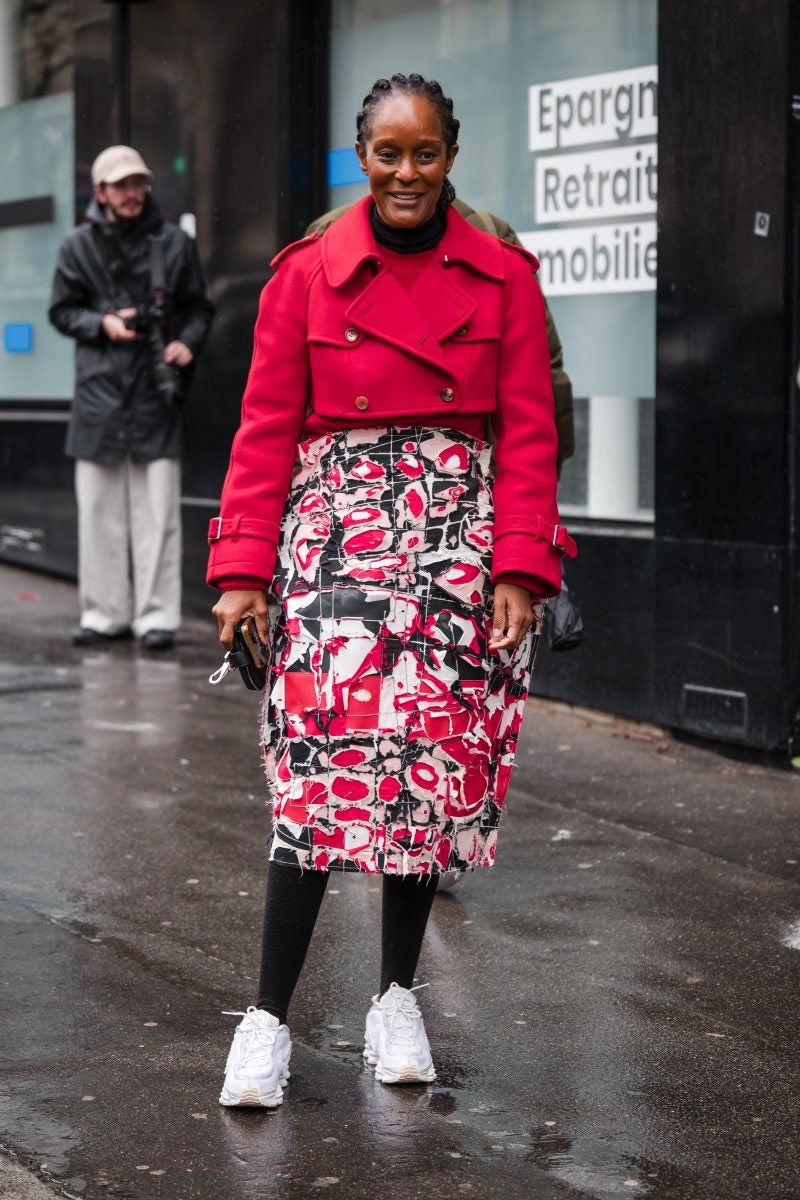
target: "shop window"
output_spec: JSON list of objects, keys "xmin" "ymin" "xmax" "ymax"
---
[
  {"xmin": 0, "ymin": 0, "xmax": 75, "ymax": 401},
  {"xmin": 330, "ymin": 0, "xmax": 657, "ymax": 525}
]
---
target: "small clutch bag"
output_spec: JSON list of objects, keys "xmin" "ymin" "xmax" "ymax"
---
[{"xmin": 209, "ymin": 619, "xmax": 269, "ymax": 690}]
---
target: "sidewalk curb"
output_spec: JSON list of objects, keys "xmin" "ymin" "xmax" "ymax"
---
[{"xmin": 0, "ymin": 1151, "xmax": 79, "ymax": 1200}]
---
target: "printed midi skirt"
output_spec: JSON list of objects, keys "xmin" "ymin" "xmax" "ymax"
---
[{"xmin": 262, "ymin": 426, "xmax": 538, "ymax": 875}]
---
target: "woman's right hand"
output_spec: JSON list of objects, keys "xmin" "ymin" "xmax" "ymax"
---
[{"xmin": 212, "ymin": 589, "xmax": 269, "ymax": 651}]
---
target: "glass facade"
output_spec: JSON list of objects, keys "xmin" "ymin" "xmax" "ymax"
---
[
  {"xmin": 0, "ymin": 92, "xmax": 75, "ymax": 400},
  {"xmin": 0, "ymin": 0, "xmax": 75, "ymax": 402},
  {"xmin": 329, "ymin": 0, "xmax": 657, "ymax": 521}
]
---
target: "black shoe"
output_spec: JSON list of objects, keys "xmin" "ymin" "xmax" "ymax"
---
[
  {"xmin": 141, "ymin": 629, "xmax": 176, "ymax": 650},
  {"xmin": 73, "ymin": 626, "xmax": 133, "ymax": 647}
]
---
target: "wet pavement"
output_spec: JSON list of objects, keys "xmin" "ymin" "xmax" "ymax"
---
[{"xmin": 1, "ymin": 562, "xmax": 799, "ymax": 1200}]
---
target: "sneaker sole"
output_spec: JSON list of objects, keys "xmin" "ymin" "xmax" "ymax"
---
[
  {"xmin": 218, "ymin": 1074, "xmax": 289, "ymax": 1107},
  {"xmin": 219, "ymin": 1070, "xmax": 291, "ymax": 1104},
  {"xmin": 364, "ymin": 1044, "xmax": 435, "ymax": 1084},
  {"xmin": 218, "ymin": 1088, "xmax": 283, "ymax": 1107},
  {"xmin": 374, "ymin": 1063, "xmax": 436, "ymax": 1084}
]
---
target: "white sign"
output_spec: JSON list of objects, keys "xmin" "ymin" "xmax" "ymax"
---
[
  {"xmin": 520, "ymin": 222, "xmax": 657, "ymax": 297},
  {"xmin": 527, "ymin": 64, "xmax": 658, "ymax": 295},
  {"xmin": 753, "ymin": 211, "xmax": 770, "ymax": 237},
  {"xmin": 536, "ymin": 144, "xmax": 658, "ymax": 224},
  {"xmin": 529, "ymin": 65, "xmax": 658, "ymax": 152}
]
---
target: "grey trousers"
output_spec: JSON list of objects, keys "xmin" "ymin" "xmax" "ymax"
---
[{"xmin": 75, "ymin": 457, "xmax": 181, "ymax": 636}]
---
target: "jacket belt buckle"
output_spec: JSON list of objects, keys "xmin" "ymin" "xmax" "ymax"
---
[
  {"xmin": 209, "ymin": 516, "xmax": 223, "ymax": 542},
  {"xmin": 552, "ymin": 524, "xmax": 562, "ymax": 548}
]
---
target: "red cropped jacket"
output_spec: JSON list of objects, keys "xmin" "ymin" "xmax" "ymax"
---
[{"xmin": 207, "ymin": 197, "xmax": 575, "ymax": 596}]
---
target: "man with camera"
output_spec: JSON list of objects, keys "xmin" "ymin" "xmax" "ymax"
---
[{"xmin": 49, "ymin": 144, "xmax": 214, "ymax": 649}]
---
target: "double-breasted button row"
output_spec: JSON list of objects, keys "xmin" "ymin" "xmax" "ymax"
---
[
  {"xmin": 354, "ymin": 390, "xmax": 453, "ymax": 410},
  {"xmin": 347, "ymin": 326, "xmax": 466, "ymax": 342}
]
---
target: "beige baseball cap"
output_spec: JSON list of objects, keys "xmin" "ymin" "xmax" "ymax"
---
[{"xmin": 91, "ymin": 145, "xmax": 153, "ymax": 186}]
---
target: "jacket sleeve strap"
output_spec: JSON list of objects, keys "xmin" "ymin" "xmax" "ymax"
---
[
  {"xmin": 493, "ymin": 514, "xmax": 577, "ymax": 557},
  {"xmin": 207, "ymin": 515, "xmax": 281, "ymax": 544}
]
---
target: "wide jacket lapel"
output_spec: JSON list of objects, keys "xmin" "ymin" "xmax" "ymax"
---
[
  {"xmin": 323, "ymin": 196, "xmax": 504, "ymax": 372},
  {"xmin": 409, "ymin": 259, "xmax": 479, "ymax": 342},
  {"xmin": 344, "ymin": 264, "xmax": 476, "ymax": 373}
]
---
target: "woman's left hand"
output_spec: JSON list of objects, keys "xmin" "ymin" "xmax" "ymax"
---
[{"xmin": 489, "ymin": 582, "xmax": 534, "ymax": 652}]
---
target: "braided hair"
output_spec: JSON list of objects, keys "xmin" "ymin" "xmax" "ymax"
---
[{"xmin": 356, "ymin": 73, "xmax": 460, "ymax": 211}]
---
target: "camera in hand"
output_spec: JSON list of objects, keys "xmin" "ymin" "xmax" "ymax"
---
[{"xmin": 124, "ymin": 302, "xmax": 183, "ymax": 406}]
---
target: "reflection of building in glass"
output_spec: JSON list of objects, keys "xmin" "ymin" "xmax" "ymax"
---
[{"xmin": 328, "ymin": 8, "xmax": 659, "ymax": 527}]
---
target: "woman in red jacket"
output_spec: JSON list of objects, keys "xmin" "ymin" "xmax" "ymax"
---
[{"xmin": 210, "ymin": 73, "xmax": 575, "ymax": 1107}]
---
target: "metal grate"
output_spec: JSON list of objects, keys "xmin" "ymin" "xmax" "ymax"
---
[{"xmin": 681, "ymin": 684, "xmax": 748, "ymax": 735}]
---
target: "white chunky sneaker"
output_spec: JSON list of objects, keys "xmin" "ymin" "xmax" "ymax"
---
[
  {"xmin": 363, "ymin": 983, "xmax": 436, "ymax": 1084},
  {"xmin": 219, "ymin": 1006, "xmax": 292, "ymax": 1107}
]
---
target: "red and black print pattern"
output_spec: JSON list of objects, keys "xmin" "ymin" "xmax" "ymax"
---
[{"xmin": 262, "ymin": 427, "xmax": 538, "ymax": 875}]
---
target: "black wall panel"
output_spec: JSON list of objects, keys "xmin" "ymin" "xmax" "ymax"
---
[
  {"xmin": 534, "ymin": 532, "xmax": 655, "ymax": 720},
  {"xmin": 652, "ymin": 0, "xmax": 799, "ymax": 747},
  {"xmin": 656, "ymin": 0, "xmax": 790, "ymax": 547},
  {"xmin": 653, "ymin": 541, "xmax": 789, "ymax": 745},
  {"xmin": 0, "ymin": 413, "xmax": 76, "ymax": 575}
]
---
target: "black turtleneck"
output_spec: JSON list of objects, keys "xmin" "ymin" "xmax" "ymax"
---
[{"xmin": 370, "ymin": 205, "xmax": 446, "ymax": 254}]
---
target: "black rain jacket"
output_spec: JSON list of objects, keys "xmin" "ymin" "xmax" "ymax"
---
[{"xmin": 49, "ymin": 196, "xmax": 214, "ymax": 464}]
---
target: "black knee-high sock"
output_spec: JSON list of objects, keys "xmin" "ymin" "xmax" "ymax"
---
[
  {"xmin": 255, "ymin": 861, "xmax": 329, "ymax": 1024},
  {"xmin": 379, "ymin": 873, "xmax": 439, "ymax": 996}
]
